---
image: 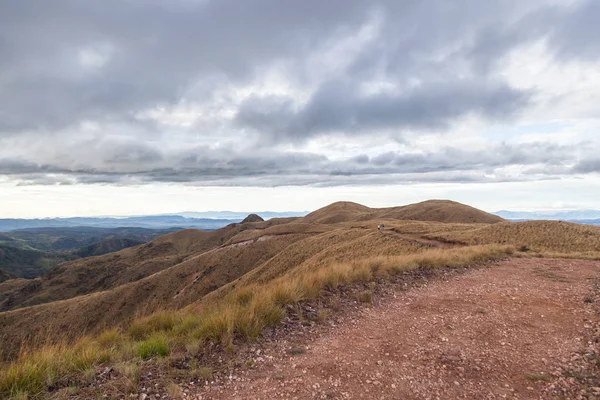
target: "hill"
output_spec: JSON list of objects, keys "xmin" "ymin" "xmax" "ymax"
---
[
  {"xmin": 2, "ymin": 200, "xmax": 600, "ymax": 398},
  {"xmin": 0, "ymin": 216, "xmax": 239, "ymax": 231},
  {"xmin": 0, "ymin": 244, "xmax": 75, "ymax": 279},
  {"xmin": 0, "ymin": 226, "xmax": 179, "ymax": 252},
  {"xmin": 74, "ymin": 237, "xmax": 146, "ymax": 258},
  {"xmin": 426, "ymin": 220, "xmax": 600, "ymax": 253},
  {"xmin": 241, "ymin": 214, "xmax": 265, "ymax": 223},
  {"xmin": 0, "ymin": 227, "xmax": 183, "ymax": 279},
  {"xmin": 303, "ymin": 200, "xmax": 503, "ymax": 225},
  {"xmin": 0, "ymin": 269, "xmax": 12, "ymax": 283},
  {"xmin": 378, "ymin": 200, "xmax": 504, "ymax": 224}
]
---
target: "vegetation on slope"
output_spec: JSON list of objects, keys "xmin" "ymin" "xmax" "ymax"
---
[
  {"xmin": 2, "ymin": 200, "xmax": 599, "ymax": 398},
  {"xmin": 0, "ymin": 227, "xmax": 182, "ymax": 279},
  {"xmin": 0, "ymin": 245, "xmax": 514, "ymax": 398},
  {"xmin": 0, "ymin": 245, "xmax": 75, "ymax": 279},
  {"xmin": 0, "ymin": 269, "xmax": 12, "ymax": 283},
  {"xmin": 303, "ymin": 200, "xmax": 504, "ymax": 225},
  {"xmin": 427, "ymin": 220, "xmax": 600, "ymax": 253},
  {"xmin": 0, "ymin": 227, "xmax": 178, "ymax": 252},
  {"xmin": 73, "ymin": 237, "xmax": 145, "ymax": 258}
]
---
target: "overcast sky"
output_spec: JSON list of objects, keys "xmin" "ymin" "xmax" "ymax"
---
[{"xmin": 1, "ymin": 0, "xmax": 599, "ymax": 217}]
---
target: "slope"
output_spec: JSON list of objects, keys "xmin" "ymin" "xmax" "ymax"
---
[
  {"xmin": 0, "ymin": 216, "xmax": 303, "ymax": 313},
  {"xmin": 0, "ymin": 244, "xmax": 75, "ymax": 279},
  {"xmin": 377, "ymin": 200, "xmax": 504, "ymax": 224},
  {"xmin": 303, "ymin": 200, "xmax": 503, "ymax": 225},
  {"xmin": 74, "ymin": 237, "xmax": 145, "ymax": 258},
  {"xmin": 0, "ymin": 269, "xmax": 12, "ymax": 283},
  {"xmin": 0, "ymin": 201, "xmax": 526, "ymax": 359},
  {"xmin": 428, "ymin": 220, "xmax": 600, "ymax": 253}
]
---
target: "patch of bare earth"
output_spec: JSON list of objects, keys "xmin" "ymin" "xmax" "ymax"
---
[{"xmin": 193, "ymin": 258, "xmax": 600, "ymax": 399}]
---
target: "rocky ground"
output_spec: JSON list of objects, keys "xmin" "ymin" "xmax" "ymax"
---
[{"xmin": 190, "ymin": 258, "xmax": 600, "ymax": 399}]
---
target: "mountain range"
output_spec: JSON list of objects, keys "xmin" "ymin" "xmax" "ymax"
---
[
  {"xmin": 493, "ymin": 210, "xmax": 600, "ymax": 225},
  {"xmin": 0, "ymin": 211, "xmax": 306, "ymax": 232}
]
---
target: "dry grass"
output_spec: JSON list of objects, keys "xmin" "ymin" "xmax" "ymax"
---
[
  {"xmin": 114, "ymin": 361, "xmax": 140, "ymax": 392},
  {"xmin": 0, "ymin": 340, "xmax": 112, "ymax": 398},
  {"xmin": 533, "ymin": 251, "xmax": 600, "ymax": 261},
  {"xmin": 430, "ymin": 220, "xmax": 600, "ymax": 253},
  {"xmin": 0, "ymin": 244, "xmax": 513, "ymax": 398},
  {"xmin": 166, "ymin": 381, "xmax": 182, "ymax": 399}
]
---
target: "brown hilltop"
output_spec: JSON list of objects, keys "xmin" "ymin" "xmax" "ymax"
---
[
  {"xmin": 303, "ymin": 199, "xmax": 503, "ymax": 225},
  {"xmin": 241, "ymin": 214, "xmax": 264, "ymax": 223},
  {"xmin": 378, "ymin": 199, "xmax": 504, "ymax": 224}
]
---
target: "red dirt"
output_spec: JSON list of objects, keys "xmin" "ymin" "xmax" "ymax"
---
[{"xmin": 194, "ymin": 258, "xmax": 600, "ymax": 399}]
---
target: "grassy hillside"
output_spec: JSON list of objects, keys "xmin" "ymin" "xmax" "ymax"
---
[
  {"xmin": 0, "ymin": 269, "xmax": 12, "ymax": 283},
  {"xmin": 426, "ymin": 220, "xmax": 600, "ymax": 253},
  {"xmin": 303, "ymin": 200, "xmax": 504, "ymax": 224},
  {"xmin": 0, "ymin": 227, "xmax": 179, "ymax": 252},
  {"xmin": 0, "ymin": 245, "xmax": 75, "ymax": 279},
  {"xmin": 0, "ymin": 227, "xmax": 180, "ymax": 279},
  {"xmin": 378, "ymin": 200, "xmax": 504, "ymax": 224},
  {"xmin": 1, "ymin": 201, "xmax": 599, "ymax": 399},
  {"xmin": 74, "ymin": 237, "xmax": 145, "ymax": 258},
  {"xmin": 0, "ymin": 244, "xmax": 514, "ymax": 398}
]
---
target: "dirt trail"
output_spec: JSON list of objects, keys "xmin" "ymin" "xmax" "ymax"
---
[{"xmin": 196, "ymin": 258, "xmax": 600, "ymax": 399}]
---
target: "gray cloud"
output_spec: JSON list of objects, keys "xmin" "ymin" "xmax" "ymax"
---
[
  {"xmin": 235, "ymin": 79, "xmax": 530, "ymax": 140},
  {"xmin": 0, "ymin": 0, "xmax": 598, "ymax": 188},
  {"xmin": 0, "ymin": 140, "xmax": 588, "ymax": 187},
  {"xmin": 574, "ymin": 158, "xmax": 600, "ymax": 174}
]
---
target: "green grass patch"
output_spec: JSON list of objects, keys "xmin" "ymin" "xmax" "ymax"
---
[{"xmin": 135, "ymin": 334, "xmax": 170, "ymax": 360}]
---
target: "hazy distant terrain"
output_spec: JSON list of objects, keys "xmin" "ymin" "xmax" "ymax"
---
[
  {"xmin": 494, "ymin": 210, "xmax": 600, "ymax": 225},
  {"xmin": 0, "ymin": 216, "xmax": 238, "ymax": 231},
  {"xmin": 0, "ymin": 213, "xmax": 306, "ymax": 278},
  {"xmin": 0, "ymin": 226, "xmax": 181, "ymax": 278},
  {"xmin": 0, "ymin": 211, "xmax": 307, "ymax": 232}
]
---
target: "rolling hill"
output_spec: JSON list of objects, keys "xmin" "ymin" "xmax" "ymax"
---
[
  {"xmin": 0, "ymin": 199, "xmax": 595, "ymax": 363},
  {"xmin": 0, "ymin": 226, "xmax": 179, "ymax": 252},
  {"xmin": 73, "ymin": 237, "xmax": 146, "ymax": 258},
  {"xmin": 0, "ymin": 269, "xmax": 12, "ymax": 283},
  {"xmin": 303, "ymin": 200, "xmax": 504, "ymax": 224},
  {"xmin": 0, "ymin": 244, "xmax": 75, "ymax": 279},
  {"xmin": 426, "ymin": 220, "xmax": 600, "ymax": 253},
  {"xmin": 0, "ymin": 227, "xmax": 184, "ymax": 279}
]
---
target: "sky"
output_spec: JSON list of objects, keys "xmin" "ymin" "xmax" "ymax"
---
[{"xmin": 1, "ymin": 0, "xmax": 600, "ymax": 218}]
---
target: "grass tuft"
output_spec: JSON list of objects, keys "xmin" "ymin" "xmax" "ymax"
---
[{"xmin": 135, "ymin": 334, "xmax": 170, "ymax": 360}]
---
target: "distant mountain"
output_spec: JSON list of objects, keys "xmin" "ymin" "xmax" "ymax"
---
[
  {"xmin": 0, "ymin": 212, "xmax": 307, "ymax": 232},
  {"xmin": 74, "ymin": 237, "xmax": 145, "ymax": 258},
  {"xmin": 0, "ymin": 268, "xmax": 13, "ymax": 283},
  {"xmin": 0, "ymin": 244, "xmax": 75, "ymax": 279},
  {"xmin": 494, "ymin": 210, "xmax": 600, "ymax": 223},
  {"xmin": 0, "ymin": 226, "xmax": 179, "ymax": 252},
  {"xmin": 0, "ymin": 227, "xmax": 182, "ymax": 278},
  {"xmin": 571, "ymin": 219, "xmax": 600, "ymax": 226},
  {"xmin": 169, "ymin": 211, "xmax": 308, "ymax": 219},
  {"xmin": 0, "ymin": 216, "xmax": 239, "ymax": 232}
]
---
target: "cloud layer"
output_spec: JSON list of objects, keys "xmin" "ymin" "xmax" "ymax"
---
[{"xmin": 1, "ymin": 0, "xmax": 599, "ymax": 187}]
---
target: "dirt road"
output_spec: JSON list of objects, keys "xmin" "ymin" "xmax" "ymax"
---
[{"xmin": 195, "ymin": 258, "xmax": 600, "ymax": 399}]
